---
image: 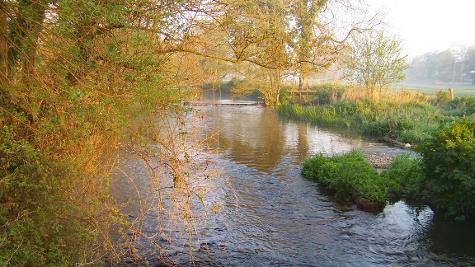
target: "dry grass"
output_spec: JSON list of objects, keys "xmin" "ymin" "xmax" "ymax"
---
[{"xmin": 342, "ymin": 86, "xmax": 430, "ymax": 105}]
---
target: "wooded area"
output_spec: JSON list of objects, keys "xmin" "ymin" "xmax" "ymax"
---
[{"xmin": 0, "ymin": 0, "xmax": 375, "ymax": 264}]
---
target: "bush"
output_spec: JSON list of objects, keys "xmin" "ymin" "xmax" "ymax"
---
[
  {"xmin": 302, "ymin": 150, "xmax": 430, "ymax": 211},
  {"xmin": 435, "ymin": 90, "xmax": 450, "ymax": 106},
  {"xmin": 310, "ymin": 83, "xmax": 350, "ymax": 105},
  {"xmin": 382, "ymin": 154, "xmax": 424, "ymax": 199},
  {"xmin": 302, "ymin": 150, "xmax": 386, "ymax": 204},
  {"xmin": 418, "ymin": 120, "xmax": 475, "ymax": 220},
  {"xmin": 444, "ymin": 96, "xmax": 475, "ymax": 117},
  {"xmin": 0, "ymin": 125, "xmax": 95, "ymax": 265}
]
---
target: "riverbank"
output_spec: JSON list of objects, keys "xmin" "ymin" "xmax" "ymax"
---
[
  {"xmin": 278, "ymin": 86, "xmax": 475, "ymax": 145},
  {"xmin": 301, "ymin": 119, "xmax": 475, "ymax": 221},
  {"xmin": 280, "ymin": 87, "xmax": 475, "ymax": 219},
  {"xmin": 278, "ymin": 101, "xmax": 450, "ymax": 145}
]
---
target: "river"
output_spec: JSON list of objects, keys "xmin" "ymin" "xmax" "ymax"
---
[{"xmin": 113, "ymin": 105, "xmax": 475, "ymax": 266}]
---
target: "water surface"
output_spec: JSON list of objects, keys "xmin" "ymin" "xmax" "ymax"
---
[{"xmin": 114, "ymin": 105, "xmax": 475, "ymax": 266}]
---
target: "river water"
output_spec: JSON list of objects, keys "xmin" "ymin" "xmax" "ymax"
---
[{"xmin": 114, "ymin": 105, "xmax": 475, "ymax": 266}]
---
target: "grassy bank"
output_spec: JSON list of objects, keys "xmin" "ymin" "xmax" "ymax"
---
[
  {"xmin": 279, "ymin": 101, "xmax": 450, "ymax": 144},
  {"xmin": 278, "ymin": 86, "xmax": 475, "ymax": 144}
]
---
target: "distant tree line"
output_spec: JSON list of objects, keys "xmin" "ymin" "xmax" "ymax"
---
[{"xmin": 406, "ymin": 46, "xmax": 475, "ymax": 84}]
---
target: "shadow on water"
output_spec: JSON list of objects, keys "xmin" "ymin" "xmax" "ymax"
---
[
  {"xmin": 112, "ymin": 104, "xmax": 475, "ymax": 266},
  {"xmin": 424, "ymin": 219, "xmax": 475, "ymax": 258}
]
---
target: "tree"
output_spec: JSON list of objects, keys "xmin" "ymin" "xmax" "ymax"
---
[
  {"xmin": 344, "ymin": 30, "xmax": 407, "ymax": 98},
  {"xmin": 406, "ymin": 46, "xmax": 475, "ymax": 83},
  {"xmin": 0, "ymin": 0, "xmax": 380, "ymax": 264},
  {"xmin": 232, "ymin": 64, "xmax": 286, "ymax": 107},
  {"xmin": 287, "ymin": 0, "xmax": 377, "ymax": 92},
  {"xmin": 185, "ymin": 0, "xmax": 372, "ymax": 105},
  {"xmin": 290, "ymin": 0, "xmax": 329, "ymax": 91},
  {"xmin": 248, "ymin": 0, "xmax": 289, "ymax": 107},
  {"xmin": 187, "ymin": 0, "xmax": 291, "ymax": 107},
  {"xmin": 0, "ymin": 0, "xmax": 212, "ymax": 264}
]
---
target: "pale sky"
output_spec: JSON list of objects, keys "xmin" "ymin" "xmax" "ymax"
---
[{"xmin": 366, "ymin": 0, "xmax": 475, "ymax": 57}]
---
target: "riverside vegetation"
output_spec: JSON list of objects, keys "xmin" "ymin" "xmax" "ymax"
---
[
  {"xmin": 2, "ymin": 0, "xmax": 474, "ymax": 264},
  {"xmin": 0, "ymin": 1, "xmax": 192, "ymax": 265},
  {"xmin": 302, "ymin": 120, "xmax": 475, "ymax": 221},
  {"xmin": 278, "ymin": 84, "xmax": 475, "ymax": 144},
  {"xmin": 0, "ymin": 0, "xmax": 379, "ymax": 265},
  {"xmin": 302, "ymin": 150, "xmax": 423, "ymax": 211},
  {"xmin": 294, "ymin": 84, "xmax": 475, "ymax": 220}
]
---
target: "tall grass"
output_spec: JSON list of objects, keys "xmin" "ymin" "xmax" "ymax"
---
[
  {"xmin": 279, "ymin": 85, "xmax": 471, "ymax": 144},
  {"xmin": 342, "ymin": 87, "xmax": 429, "ymax": 104},
  {"xmin": 279, "ymin": 100, "xmax": 452, "ymax": 143}
]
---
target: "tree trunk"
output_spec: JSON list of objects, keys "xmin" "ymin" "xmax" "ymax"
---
[
  {"xmin": 273, "ymin": 70, "xmax": 281, "ymax": 107},
  {"xmin": 0, "ymin": 1, "xmax": 12, "ymax": 108},
  {"xmin": 298, "ymin": 72, "xmax": 308, "ymax": 91}
]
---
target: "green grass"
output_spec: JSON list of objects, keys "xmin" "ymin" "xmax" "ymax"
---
[
  {"xmin": 279, "ymin": 100, "xmax": 455, "ymax": 144},
  {"xmin": 302, "ymin": 150, "xmax": 386, "ymax": 204},
  {"xmin": 381, "ymin": 154, "xmax": 424, "ymax": 200},
  {"xmin": 396, "ymin": 82, "xmax": 475, "ymax": 97},
  {"xmin": 302, "ymin": 150, "xmax": 424, "ymax": 209}
]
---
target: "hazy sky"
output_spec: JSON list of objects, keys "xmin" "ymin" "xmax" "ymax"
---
[{"xmin": 366, "ymin": 0, "xmax": 475, "ymax": 57}]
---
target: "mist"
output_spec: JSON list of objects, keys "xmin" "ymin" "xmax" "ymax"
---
[{"xmin": 366, "ymin": 0, "xmax": 475, "ymax": 57}]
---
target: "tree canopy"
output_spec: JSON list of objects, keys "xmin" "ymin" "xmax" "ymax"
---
[
  {"xmin": 0, "ymin": 0, "xmax": 376, "ymax": 264},
  {"xmin": 344, "ymin": 30, "xmax": 408, "ymax": 96}
]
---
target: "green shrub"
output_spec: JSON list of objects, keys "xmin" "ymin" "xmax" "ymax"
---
[
  {"xmin": 0, "ymin": 125, "xmax": 94, "ymax": 266},
  {"xmin": 302, "ymin": 150, "xmax": 431, "ymax": 210},
  {"xmin": 310, "ymin": 83, "xmax": 350, "ymax": 105},
  {"xmin": 444, "ymin": 96, "xmax": 475, "ymax": 117},
  {"xmin": 302, "ymin": 150, "xmax": 386, "ymax": 204},
  {"xmin": 382, "ymin": 154, "xmax": 424, "ymax": 199},
  {"xmin": 418, "ymin": 120, "xmax": 475, "ymax": 220},
  {"xmin": 435, "ymin": 90, "xmax": 450, "ymax": 106}
]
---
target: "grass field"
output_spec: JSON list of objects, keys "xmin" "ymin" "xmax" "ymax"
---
[{"xmin": 395, "ymin": 81, "xmax": 475, "ymax": 96}]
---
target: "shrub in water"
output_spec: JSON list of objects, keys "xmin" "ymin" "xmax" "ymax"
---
[
  {"xmin": 382, "ymin": 154, "xmax": 424, "ymax": 200},
  {"xmin": 302, "ymin": 150, "xmax": 429, "ymax": 211},
  {"xmin": 418, "ymin": 120, "xmax": 475, "ymax": 220},
  {"xmin": 302, "ymin": 150, "xmax": 386, "ymax": 205}
]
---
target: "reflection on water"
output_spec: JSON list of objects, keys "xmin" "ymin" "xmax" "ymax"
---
[
  {"xmin": 113, "ymin": 105, "xmax": 475, "ymax": 266},
  {"xmin": 203, "ymin": 106, "xmax": 403, "ymax": 171}
]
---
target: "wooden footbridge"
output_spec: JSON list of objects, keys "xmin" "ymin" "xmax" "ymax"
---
[{"xmin": 186, "ymin": 100, "xmax": 263, "ymax": 106}]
